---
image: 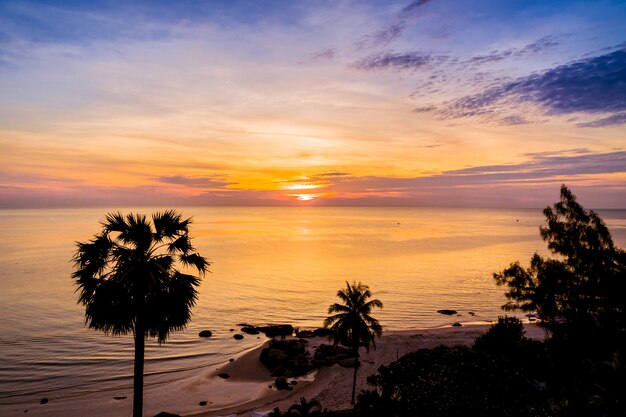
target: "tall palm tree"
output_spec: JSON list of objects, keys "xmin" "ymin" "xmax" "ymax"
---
[
  {"xmin": 324, "ymin": 281, "xmax": 383, "ymax": 405},
  {"xmin": 72, "ymin": 211, "xmax": 209, "ymax": 417}
]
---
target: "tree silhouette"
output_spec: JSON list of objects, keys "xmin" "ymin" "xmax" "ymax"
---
[
  {"xmin": 287, "ymin": 397, "xmax": 323, "ymax": 416},
  {"xmin": 72, "ymin": 211, "xmax": 209, "ymax": 417},
  {"xmin": 324, "ymin": 281, "xmax": 383, "ymax": 405},
  {"xmin": 494, "ymin": 185, "xmax": 626, "ymax": 345}
]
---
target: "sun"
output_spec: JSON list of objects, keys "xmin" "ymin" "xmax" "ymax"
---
[{"xmin": 289, "ymin": 193, "xmax": 321, "ymax": 201}]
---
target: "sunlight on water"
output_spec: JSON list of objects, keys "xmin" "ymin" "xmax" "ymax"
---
[{"xmin": 1, "ymin": 207, "xmax": 625, "ymax": 413}]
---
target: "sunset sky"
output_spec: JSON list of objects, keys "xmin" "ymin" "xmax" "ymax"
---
[{"xmin": 1, "ymin": 0, "xmax": 625, "ymax": 208}]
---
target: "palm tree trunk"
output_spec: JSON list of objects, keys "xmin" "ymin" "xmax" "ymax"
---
[
  {"xmin": 351, "ymin": 349, "xmax": 359, "ymax": 405},
  {"xmin": 133, "ymin": 316, "xmax": 145, "ymax": 417},
  {"xmin": 351, "ymin": 363, "xmax": 358, "ymax": 405}
]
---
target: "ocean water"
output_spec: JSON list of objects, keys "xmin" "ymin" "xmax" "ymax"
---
[{"xmin": 1, "ymin": 207, "xmax": 625, "ymax": 416}]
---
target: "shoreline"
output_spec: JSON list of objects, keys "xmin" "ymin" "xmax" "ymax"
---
[
  {"xmin": 186, "ymin": 323, "xmax": 548, "ymax": 417},
  {"xmin": 2, "ymin": 323, "xmax": 547, "ymax": 417}
]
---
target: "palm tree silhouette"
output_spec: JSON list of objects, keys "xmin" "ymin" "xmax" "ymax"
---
[
  {"xmin": 288, "ymin": 397, "xmax": 323, "ymax": 416},
  {"xmin": 324, "ymin": 281, "xmax": 383, "ymax": 405},
  {"xmin": 72, "ymin": 211, "xmax": 209, "ymax": 417}
]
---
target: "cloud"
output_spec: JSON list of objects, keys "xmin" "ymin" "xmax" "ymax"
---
[
  {"xmin": 400, "ymin": 0, "xmax": 434, "ymax": 19},
  {"xmin": 463, "ymin": 36, "xmax": 561, "ymax": 67},
  {"xmin": 353, "ymin": 0, "xmax": 436, "ymax": 52},
  {"xmin": 309, "ymin": 48, "xmax": 335, "ymax": 62},
  {"xmin": 350, "ymin": 51, "xmax": 447, "ymax": 71},
  {"xmin": 430, "ymin": 49, "xmax": 626, "ymax": 125},
  {"xmin": 307, "ymin": 150, "xmax": 626, "ymax": 207},
  {"xmin": 155, "ymin": 175, "xmax": 235, "ymax": 189},
  {"xmin": 516, "ymin": 35, "xmax": 561, "ymax": 56},
  {"xmin": 465, "ymin": 50, "xmax": 514, "ymax": 65},
  {"xmin": 355, "ymin": 23, "xmax": 405, "ymax": 50},
  {"xmin": 577, "ymin": 112, "xmax": 626, "ymax": 128}
]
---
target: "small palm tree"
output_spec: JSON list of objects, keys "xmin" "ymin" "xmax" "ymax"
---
[
  {"xmin": 288, "ymin": 397, "xmax": 323, "ymax": 416},
  {"xmin": 72, "ymin": 211, "xmax": 209, "ymax": 417},
  {"xmin": 268, "ymin": 407, "xmax": 284, "ymax": 417},
  {"xmin": 324, "ymin": 281, "xmax": 383, "ymax": 405}
]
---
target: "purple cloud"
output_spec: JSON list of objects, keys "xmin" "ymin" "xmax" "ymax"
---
[
  {"xmin": 400, "ymin": 0, "xmax": 434, "ymax": 19},
  {"xmin": 355, "ymin": 23, "xmax": 405, "ymax": 50},
  {"xmin": 351, "ymin": 51, "xmax": 447, "ymax": 71},
  {"xmin": 310, "ymin": 48, "xmax": 335, "ymax": 62},
  {"xmin": 577, "ymin": 112, "xmax": 626, "ymax": 128},
  {"xmin": 516, "ymin": 35, "xmax": 561, "ymax": 56},
  {"xmin": 430, "ymin": 49, "xmax": 626, "ymax": 125}
]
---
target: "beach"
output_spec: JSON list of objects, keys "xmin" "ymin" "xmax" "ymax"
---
[
  {"xmin": 188, "ymin": 323, "xmax": 548, "ymax": 417},
  {"xmin": 4, "ymin": 323, "xmax": 548, "ymax": 417}
]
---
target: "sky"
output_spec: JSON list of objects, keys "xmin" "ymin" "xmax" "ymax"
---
[{"xmin": 1, "ymin": 0, "xmax": 625, "ymax": 208}]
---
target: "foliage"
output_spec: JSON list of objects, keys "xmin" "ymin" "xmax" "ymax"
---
[
  {"xmin": 359, "ymin": 320, "xmax": 552, "ymax": 417},
  {"xmin": 72, "ymin": 211, "xmax": 209, "ymax": 417},
  {"xmin": 288, "ymin": 397, "xmax": 323, "ymax": 416},
  {"xmin": 493, "ymin": 185, "xmax": 626, "ymax": 345},
  {"xmin": 269, "ymin": 398, "xmax": 323, "ymax": 417},
  {"xmin": 474, "ymin": 316, "xmax": 526, "ymax": 354},
  {"xmin": 324, "ymin": 281, "xmax": 383, "ymax": 352},
  {"xmin": 324, "ymin": 281, "xmax": 383, "ymax": 404}
]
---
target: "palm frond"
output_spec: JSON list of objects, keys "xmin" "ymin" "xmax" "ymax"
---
[
  {"xmin": 180, "ymin": 252, "xmax": 210, "ymax": 274},
  {"xmin": 152, "ymin": 210, "xmax": 191, "ymax": 241}
]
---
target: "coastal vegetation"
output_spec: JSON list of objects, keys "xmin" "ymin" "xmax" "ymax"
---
[
  {"xmin": 356, "ymin": 186, "xmax": 626, "ymax": 417},
  {"xmin": 72, "ymin": 211, "xmax": 209, "ymax": 417},
  {"xmin": 324, "ymin": 281, "xmax": 383, "ymax": 405}
]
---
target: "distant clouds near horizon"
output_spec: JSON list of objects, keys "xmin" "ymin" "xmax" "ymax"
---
[{"xmin": 1, "ymin": 0, "xmax": 625, "ymax": 208}]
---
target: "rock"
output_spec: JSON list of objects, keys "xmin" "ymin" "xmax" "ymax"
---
[
  {"xmin": 237, "ymin": 323, "xmax": 255, "ymax": 327},
  {"xmin": 437, "ymin": 309, "xmax": 457, "ymax": 315},
  {"xmin": 274, "ymin": 377, "xmax": 291, "ymax": 390},
  {"xmin": 199, "ymin": 401, "xmax": 207, "ymax": 406},
  {"xmin": 113, "ymin": 396, "xmax": 127, "ymax": 400},
  {"xmin": 452, "ymin": 322, "xmax": 462, "ymax": 327},
  {"xmin": 229, "ymin": 329, "xmax": 234, "ymax": 332},
  {"xmin": 229, "ymin": 358, "xmax": 235, "ymax": 362},
  {"xmin": 469, "ymin": 312, "xmax": 475, "ymax": 316},
  {"xmin": 198, "ymin": 330, "xmax": 212, "ymax": 337},
  {"xmin": 218, "ymin": 373, "xmax": 230, "ymax": 379},
  {"xmin": 313, "ymin": 327, "xmax": 335, "ymax": 337},
  {"xmin": 290, "ymin": 380, "xmax": 298, "ymax": 385},
  {"xmin": 260, "ymin": 340, "xmax": 313, "ymax": 377},
  {"xmin": 339, "ymin": 357, "xmax": 360, "ymax": 368},
  {"xmin": 233, "ymin": 334, "xmax": 244, "ymax": 340},
  {"xmin": 154, "ymin": 413, "xmax": 181, "ymax": 417},
  {"xmin": 39, "ymin": 398, "xmax": 48, "ymax": 405},
  {"xmin": 241, "ymin": 327, "xmax": 260, "ymax": 335},
  {"xmin": 296, "ymin": 330, "xmax": 315, "ymax": 338},
  {"xmin": 257, "ymin": 324, "xmax": 294, "ymax": 339}
]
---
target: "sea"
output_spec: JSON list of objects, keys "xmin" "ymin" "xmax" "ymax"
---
[{"xmin": 1, "ymin": 207, "xmax": 625, "ymax": 416}]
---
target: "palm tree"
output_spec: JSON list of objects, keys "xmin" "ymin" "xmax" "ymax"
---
[
  {"xmin": 72, "ymin": 211, "xmax": 209, "ymax": 417},
  {"xmin": 324, "ymin": 281, "xmax": 383, "ymax": 405},
  {"xmin": 288, "ymin": 397, "xmax": 323, "ymax": 416}
]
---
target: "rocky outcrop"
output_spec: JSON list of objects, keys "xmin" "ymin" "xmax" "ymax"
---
[
  {"xmin": 313, "ymin": 344, "xmax": 356, "ymax": 367},
  {"xmin": 260, "ymin": 339, "xmax": 313, "ymax": 377},
  {"xmin": 257, "ymin": 324, "xmax": 294, "ymax": 339},
  {"xmin": 241, "ymin": 327, "xmax": 260, "ymax": 335},
  {"xmin": 274, "ymin": 376, "xmax": 292, "ymax": 390}
]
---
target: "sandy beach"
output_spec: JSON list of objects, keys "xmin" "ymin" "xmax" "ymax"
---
[
  {"xmin": 3, "ymin": 323, "xmax": 547, "ymax": 417},
  {"xmin": 188, "ymin": 323, "xmax": 548, "ymax": 417}
]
